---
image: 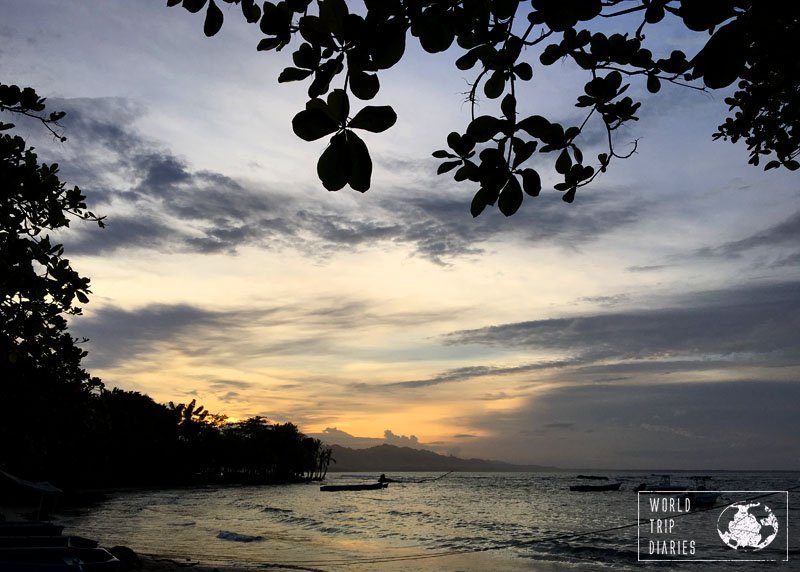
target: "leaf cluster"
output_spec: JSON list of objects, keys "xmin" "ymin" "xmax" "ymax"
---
[{"xmin": 170, "ymin": 0, "xmax": 799, "ymax": 215}]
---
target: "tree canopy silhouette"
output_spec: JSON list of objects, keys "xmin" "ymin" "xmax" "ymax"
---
[
  {"xmin": 170, "ymin": 0, "xmax": 799, "ymax": 216},
  {"xmin": 0, "ymin": 84, "xmax": 106, "ymax": 479}
]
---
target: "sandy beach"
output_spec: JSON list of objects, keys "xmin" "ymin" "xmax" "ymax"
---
[{"xmin": 136, "ymin": 550, "xmax": 574, "ymax": 572}]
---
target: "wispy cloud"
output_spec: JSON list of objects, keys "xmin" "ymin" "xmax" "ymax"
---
[
  {"xmin": 695, "ymin": 211, "xmax": 800, "ymax": 265},
  {"xmin": 444, "ymin": 280, "xmax": 800, "ymax": 365},
  {"xmin": 30, "ymin": 97, "xmax": 647, "ymax": 264}
]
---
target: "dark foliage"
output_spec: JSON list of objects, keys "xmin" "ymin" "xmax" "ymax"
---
[
  {"xmin": 0, "ymin": 85, "xmax": 332, "ymax": 489},
  {"xmin": 0, "ymin": 84, "xmax": 105, "ymax": 484},
  {"xmin": 170, "ymin": 0, "xmax": 800, "ymax": 214}
]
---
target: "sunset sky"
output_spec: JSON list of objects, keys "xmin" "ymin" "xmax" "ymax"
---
[{"xmin": 3, "ymin": 1, "xmax": 799, "ymax": 469}]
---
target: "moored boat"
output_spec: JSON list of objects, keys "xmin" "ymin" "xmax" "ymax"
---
[
  {"xmin": 569, "ymin": 482, "xmax": 622, "ymax": 492},
  {"xmin": 320, "ymin": 482, "xmax": 388, "ymax": 492}
]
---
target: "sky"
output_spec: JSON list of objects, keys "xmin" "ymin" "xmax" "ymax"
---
[{"xmin": 2, "ymin": 1, "xmax": 798, "ymax": 470}]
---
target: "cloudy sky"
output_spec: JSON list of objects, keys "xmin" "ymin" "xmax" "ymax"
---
[{"xmin": 3, "ymin": 1, "xmax": 798, "ymax": 469}]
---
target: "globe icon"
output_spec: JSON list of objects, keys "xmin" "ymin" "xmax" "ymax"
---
[{"xmin": 717, "ymin": 501, "xmax": 779, "ymax": 551}]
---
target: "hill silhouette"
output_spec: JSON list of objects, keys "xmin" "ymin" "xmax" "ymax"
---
[{"xmin": 327, "ymin": 444, "xmax": 556, "ymax": 472}]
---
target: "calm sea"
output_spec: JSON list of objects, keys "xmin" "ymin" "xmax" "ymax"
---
[{"xmin": 55, "ymin": 472, "xmax": 799, "ymax": 571}]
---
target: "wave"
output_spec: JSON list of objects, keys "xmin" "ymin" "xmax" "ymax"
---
[
  {"xmin": 262, "ymin": 506, "xmax": 293, "ymax": 514},
  {"xmin": 216, "ymin": 531, "xmax": 264, "ymax": 542}
]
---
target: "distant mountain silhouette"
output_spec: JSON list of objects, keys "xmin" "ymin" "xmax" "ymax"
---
[{"xmin": 327, "ymin": 444, "xmax": 557, "ymax": 472}]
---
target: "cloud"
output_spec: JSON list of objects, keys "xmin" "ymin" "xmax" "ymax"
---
[
  {"xmin": 75, "ymin": 303, "xmax": 230, "ymax": 369},
  {"xmin": 74, "ymin": 298, "xmax": 453, "ymax": 371},
  {"xmin": 383, "ymin": 429, "xmax": 420, "ymax": 447},
  {"xmin": 694, "ymin": 211, "xmax": 800, "ymax": 265},
  {"xmin": 460, "ymin": 380, "xmax": 800, "ymax": 469},
  {"xmin": 444, "ymin": 280, "xmax": 800, "ymax": 365},
  {"xmin": 27, "ymin": 97, "xmax": 647, "ymax": 264},
  {"xmin": 353, "ymin": 360, "xmax": 579, "ymax": 391},
  {"xmin": 542, "ymin": 422, "xmax": 575, "ymax": 429},
  {"xmin": 309, "ymin": 427, "xmax": 426, "ymax": 450}
]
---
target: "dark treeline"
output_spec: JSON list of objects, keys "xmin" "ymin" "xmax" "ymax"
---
[
  {"xmin": 0, "ymin": 84, "xmax": 332, "ymax": 491},
  {"xmin": 3, "ymin": 384, "xmax": 333, "ymax": 489}
]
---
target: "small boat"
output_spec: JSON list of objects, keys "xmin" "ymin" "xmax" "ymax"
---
[
  {"xmin": 634, "ymin": 474, "xmax": 686, "ymax": 493},
  {"xmin": 319, "ymin": 482, "xmax": 388, "ymax": 492},
  {"xmin": 683, "ymin": 476, "xmax": 721, "ymax": 509},
  {"xmin": 634, "ymin": 475, "xmax": 721, "ymax": 509},
  {"xmin": 569, "ymin": 482, "xmax": 621, "ymax": 492}
]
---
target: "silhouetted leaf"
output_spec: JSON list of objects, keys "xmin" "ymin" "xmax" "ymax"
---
[
  {"xmin": 646, "ymin": 74, "xmax": 661, "ymax": 94},
  {"xmin": 498, "ymin": 176, "xmax": 523, "ymax": 216},
  {"xmin": 437, "ymin": 160, "xmax": 460, "ymax": 174},
  {"xmin": 471, "ymin": 187, "xmax": 492, "ymax": 217},
  {"xmin": 692, "ymin": 20, "xmax": 747, "ymax": 89},
  {"xmin": 466, "ymin": 115, "xmax": 503, "ymax": 142},
  {"xmin": 292, "ymin": 108, "xmax": 340, "ymax": 141},
  {"xmin": 319, "ymin": 0, "xmax": 348, "ymax": 38},
  {"xmin": 501, "ymin": 94, "xmax": 516, "ymax": 121},
  {"xmin": 182, "ymin": 0, "xmax": 207, "ymax": 14},
  {"xmin": 167, "ymin": 0, "xmax": 182, "ymax": 6},
  {"xmin": 257, "ymin": 37, "xmax": 283, "ymax": 51},
  {"xmin": 521, "ymin": 169, "xmax": 541, "ymax": 196},
  {"xmin": 454, "ymin": 161, "xmax": 479, "ymax": 182},
  {"xmin": 416, "ymin": 9, "xmax": 455, "ymax": 53},
  {"xmin": 513, "ymin": 63, "xmax": 533, "ymax": 80},
  {"xmin": 347, "ymin": 130, "xmax": 372, "ymax": 192},
  {"xmin": 317, "ymin": 132, "xmax": 349, "ymax": 191},
  {"xmin": 349, "ymin": 71, "xmax": 380, "ymax": 100},
  {"xmin": 203, "ymin": 0, "xmax": 223, "ymax": 36},
  {"xmin": 293, "ymin": 43, "xmax": 320, "ymax": 69},
  {"xmin": 298, "ymin": 15, "xmax": 336, "ymax": 47},
  {"xmin": 562, "ymin": 187, "xmax": 577, "ymax": 202},
  {"xmin": 679, "ymin": 0, "xmax": 736, "ymax": 31},
  {"xmin": 517, "ymin": 115, "xmax": 550, "ymax": 139},
  {"xmin": 555, "ymin": 148, "xmax": 572, "ymax": 174},
  {"xmin": 493, "ymin": 0, "xmax": 519, "ymax": 20},
  {"xmin": 645, "ymin": 3, "xmax": 665, "ymax": 23},
  {"xmin": 484, "ymin": 70, "xmax": 505, "ymax": 99},
  {"xmin": 279, "ymin": 67, "xmax": 314, "ymax": 82},
  {"xmin": 348, "ymin": 105, "xmax": 397, "ymax": 132},
  {"xmin": 456, "ymin": 48, "xmax": 481, "ymax": 70},
  {"xmin": 241, "ymin": 0, "xmax": 261, "ymax": 23},
  {"xmin": 327, "ymin": 89, "xmax": 349, "ymax": 125},
  {"xmin": 371, "ymin": 17, "xmax": 406, "ymax": 69},
  {"xmin": 432, "ymin": 150, "xmax": 456, "ymax": 159},
  {"xmin": 512, "ymin": 141, "xmax": 537, "ymax": 167}
]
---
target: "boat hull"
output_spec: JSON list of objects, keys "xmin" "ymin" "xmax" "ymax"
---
[
  {"xmin": 320, "ymin": 483, "xmax": 388, "ymax": 492},
  {"xmin": 569, "ymin": 482, "xmax": 622, "ymax": 492}
]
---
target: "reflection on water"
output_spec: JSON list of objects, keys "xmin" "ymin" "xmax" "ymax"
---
[{"xmin": 55, "ymin": 472, "xmax": 799, "ymax": 570}]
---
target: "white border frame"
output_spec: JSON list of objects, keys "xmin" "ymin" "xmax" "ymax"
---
[{"xmin": 637, "ymin": 490, "xmax": 789, "ymax": 563}]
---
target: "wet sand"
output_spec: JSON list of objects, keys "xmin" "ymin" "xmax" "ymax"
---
[{"xmin": 137, "ymin": 548, "xmax": 582, "ymax": 572}]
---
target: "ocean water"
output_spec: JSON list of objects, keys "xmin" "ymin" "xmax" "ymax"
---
[{"xmin": 55, "ymin": 472, "xmax": 800, "ymax": 571}]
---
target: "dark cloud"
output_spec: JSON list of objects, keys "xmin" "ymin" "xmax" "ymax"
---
[
  {"xmin": 462, "ymin": 380, "xmax": 800, "ymax": 469},
  {"xmin": 75, "ymin": 299, "xmax": 452, "ymax": 370},
  {"xmin": 694, "ymin": 211, "xmax": 800, "ymax": 264},
  {"xmin": 28, "ymin": 97, "xmax": 646, "ymax": 264},
  {"xmin": 75, "ymin": 303, "xmax": 228, "ymax": 368},
  {"xmin": 445, "ymin": 280, "xmax": 800, "ymax": 365},
  {"xmin": 355, "ymin": 360, "xmax": 579, "ymax": 391},
  {"xmin": 579, "ymin": 294, "xmax": 630, "ymax": 307},
  {"xmin": 207, "ymin": 379, "xmax": 254, "ymax": 390},
  {"xmin": 626, "ymin": 264, "xmax": 668, "ymax": 272},
  {"xmin": 542, "ymin": 422, "xmax": 575, "ymax": 429}
]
